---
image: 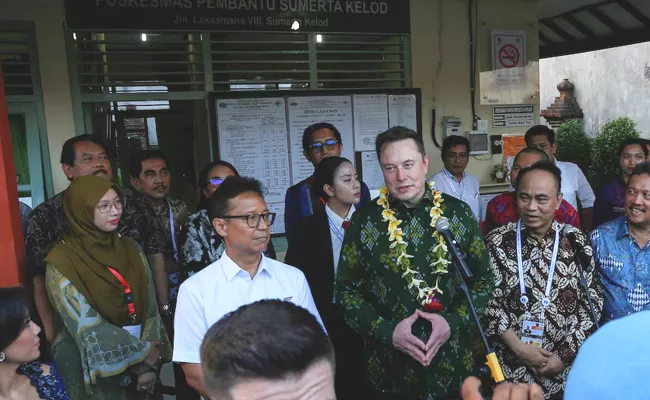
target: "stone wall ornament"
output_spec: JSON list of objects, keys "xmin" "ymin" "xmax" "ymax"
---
[{"xmin": 541, "ymin": 79, "xmax": 584, "ymax": 129}]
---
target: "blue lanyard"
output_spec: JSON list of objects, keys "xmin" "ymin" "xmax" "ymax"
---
[
  {"xmin": 327, "ymin": 217, "xmax": 345, "ymax": 243},
  {"xmin": 168, "ymin": 200, "xmax": 178, "ymax": 263}
]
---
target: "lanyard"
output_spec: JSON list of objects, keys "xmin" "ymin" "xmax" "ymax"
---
[
  {"xmin": 107, "ymin": 267, "xmax": 137, "ymax": 324},
  {"xmin": 516, "ymin": 220, "xmax": 560, "ymax": 309},
  {"xmin": 168, "ymin": 200, "xmax": 178, "ymax": 263},
  {"xmin": 328, "ymin": 217, "xmax": 345, "ymax": 243},
  {"xmin": 443, "ymin": 169, "xmax": 462, "ymax": 200}
]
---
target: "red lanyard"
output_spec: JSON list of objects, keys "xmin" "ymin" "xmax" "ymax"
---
[{"xmin": 106, "ymin": 267, "xmax": 137, "ymax": 324}]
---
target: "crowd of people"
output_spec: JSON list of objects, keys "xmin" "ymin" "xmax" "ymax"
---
[{"xmin": 3, "ymin": 122, "xmax": 650, "ymax": 399}]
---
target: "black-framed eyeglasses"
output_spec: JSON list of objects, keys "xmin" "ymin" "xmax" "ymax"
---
[
  {"xmin": 208, "ymin": 177, "xmax": 225, "ymax": 187},
  {"xmin": 220, "ymin": 212, "xmax": 277, "ymax": 228},
  {"xmin": 309, "ymin": 139, "xmax": 340, "ymax": 153}
]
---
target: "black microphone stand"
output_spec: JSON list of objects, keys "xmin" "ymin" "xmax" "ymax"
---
[
  {"xmin": 573, "ymin": 248, "xmax": 600, "ymax": 330},
  {"xmin": 449, "ymin": 256, "xmax": 505, "ymax": 386}
]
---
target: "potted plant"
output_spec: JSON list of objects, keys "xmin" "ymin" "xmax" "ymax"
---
[{"xmin": 491, "ymin": 162, "xmax": 509, "ymax": 183}]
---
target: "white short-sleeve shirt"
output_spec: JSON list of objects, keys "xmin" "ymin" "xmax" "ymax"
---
[
  {"xmin": 555, "ymin": 159, "xmax": 595, "ymax": 210},
  {"xmin": 429, "ymin": 169, "xmax": 481, "ymax": 220},
  {"xmin": 173, "ymin": 251, "xmax": 324, "ymax": 364}
]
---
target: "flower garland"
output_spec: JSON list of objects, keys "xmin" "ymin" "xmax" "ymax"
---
[{"xmin": 378, "ymin": 181, "xmax": 450, "ymax": 309}]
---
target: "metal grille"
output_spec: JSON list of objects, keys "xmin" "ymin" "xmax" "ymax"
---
[
  {"xmin": 0, "ymin": 30, "xmax": 36, "ymax": 96},
  {"xmin": 71, "ymin": 31, "xmax": 205, "ymax": 94},
  {"xmin": 315, "ymin": 33, "xmax": 408, "ymax": 89}
]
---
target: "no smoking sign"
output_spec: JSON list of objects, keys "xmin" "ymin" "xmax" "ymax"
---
[{"xmin": 491, "ymin": 30, "xmax": 527, "ymax": 84}]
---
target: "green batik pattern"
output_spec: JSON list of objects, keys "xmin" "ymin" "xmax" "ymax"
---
[{"xmin": 336, "ymin": 190, "xmax": 495, "ymax": 399}]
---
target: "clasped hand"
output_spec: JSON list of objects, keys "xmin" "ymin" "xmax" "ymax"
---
[
  {"xmin": 392, "ymin": 309, "xmax": 450, "ymax": 367},
  {"xmin": 515, "ymin": 344, "xmax": 564, "ymax": 376}
]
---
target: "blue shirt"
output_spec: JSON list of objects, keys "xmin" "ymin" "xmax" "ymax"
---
[
  {"xmin": 566, "ymin": 311, "xmax": 650, "ymax": 399},
  {"xmin": 590, "ymin": 216, "xmax": 650, "ymax": 323}
]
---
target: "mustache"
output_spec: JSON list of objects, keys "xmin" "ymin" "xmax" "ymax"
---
[
  {"xmin": 92, "ymin": 169, "xmax": 108, "ymax": 175},
  {"xmin": 153, "ymin": 185, "xmax": 167, "ymax": 191}
]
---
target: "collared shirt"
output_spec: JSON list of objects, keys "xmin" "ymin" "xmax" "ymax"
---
[
  {"xmin": 336, "ymin": 189, "xmax": 494, "ymax": 398},
  {"xmin": 590, "ymin": 217, "xmax": 650, "ymax": 323},
  {"xmin": 429, "ymin": 169, "xmax": 481, "ymax": 220},
  {"xmin": 483, "ymin": 191, "xmax": 581, "ymax": 236},
  {"xmin": 485, "ymin": 222, "xmax": 603, "ymax": 398},
  {"xmin": 593, "ymin": 177, "xmax": 627, "ymax": 228},
  {"xmin": 151, "ymin": 198, "xmax": 189, "ymax": 304},
  {"xmin": 555, "ymin": 159, "xmax": 596, "ymax": 210},
  {"xmin": 25, "ymin": 187, "xmax": 165, "ymax": 278},
  {"xmin": 324, "ymin": 203, "xmax": 355, "ymax": 277},
  {"xmin": 173, "ymin": 251, "xmax": 323, "ymax": 364},
  {"xmin": 177, "ymin": 209, "xmax": 276, "ymax": 281}
]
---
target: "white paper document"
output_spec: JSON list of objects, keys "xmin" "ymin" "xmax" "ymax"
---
[
  {"xmin": 216, "ymin": 98, "xmax": 291, "ymax": 204},
  {"xmin": 360, "ymin": 151, "xmax": 385, "ymax": 191},
  {"xmin": 267, "ymin": 202, "xmax": 286, "ymax": 235},
  {"xmin": 287, "ymin": 96, "xmax": 355, "ymax": 185},
  {"xmin": 353, "ymin": 94, "xmax": 389, "ymax": 151},
  {"xmin": 388, "ymin": 94, "xmax": 417, "ymax": 131}
]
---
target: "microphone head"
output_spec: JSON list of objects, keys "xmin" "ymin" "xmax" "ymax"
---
[{"xmin": 435, "ymin": 216, "xmax": 450, "ymax": 231}]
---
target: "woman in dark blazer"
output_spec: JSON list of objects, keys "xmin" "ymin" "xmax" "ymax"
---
[{"xmin": 285, "ymin": 156, "xmax": 366, "ymax": 400}]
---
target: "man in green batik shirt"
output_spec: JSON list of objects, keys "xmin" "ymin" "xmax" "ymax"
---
[{"xmin": 335, "ymin": 127, "xmax": 494, "ymax": 399}]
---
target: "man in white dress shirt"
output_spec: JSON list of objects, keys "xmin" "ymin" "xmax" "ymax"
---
[
  {"xmin": 173, "ymin": 176, "xmax": 323, "ymax": 398},
  {"xmin": 525, "ymin": 125, "xmax": 595, "ymax": 229},
  {"xmin": 429, "ymin": 135, "xmax": 481, "ymax": 220}
]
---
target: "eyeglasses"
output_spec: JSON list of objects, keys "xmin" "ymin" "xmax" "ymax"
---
[
  {"xmin": 96, "ymin": 198, "xmax": 125, "ymax": 214},
  {"xmin": 208, "ymin": 177, "xmax": 225, "ymax": 187},
  {"xmin": 446, "ymin": 153, "xmax": 468, "ymax": 161},
  {"xmin": 309, "ymin": 139, "xmax": 340, "ymax": 153},
  {"xmin": 220, "ymin": 212, "xmax": 277, "ymax": 228}
]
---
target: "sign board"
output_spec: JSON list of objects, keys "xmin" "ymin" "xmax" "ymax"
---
[
  {"xmin": 491, "ymin": 30, "xmax": 527, "ymax": 85},
  {"xmin": 64, "ymin": 0, "xmax": 410, "ymax": 33},
  {"xmin": 493, "ymin": 105, "xmax": 534, "ymax": 128}
]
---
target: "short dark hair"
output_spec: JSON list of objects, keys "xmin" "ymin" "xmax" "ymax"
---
[
  {"xmin": 60, "ymin": 134, "xmax": 108, "ymax": 166},
  {"xmin": 516, "ymin": 160, "xmax": 562, "ymax": 196},
  {"xmin": 514, "ymin": 147, "xmax": 550, "ymax": 164},
  {"xmin": 0, "ymin": 287, "xmax": 30, "ymax": 352},
  {"xmin": 200, "ymin": 300, "xmax": 333, "ymax": 399},
  {"xmin": 618, "ymin": 138, "xmax": 649, "ymax": 158},
  {"xmin": 198, "ymin": 160, "xmax": 240, "ymax": 210},
  {"xmin": 302, "ymin": 123, "xmax": 343, "ymax": 153},
  {"xmin": 129, "ymin": 150, "xmax": 169, "ymax": 179},
  {"xmin": 629, "ymin": 162, "xmax": 650, "ymax": 182},
  {"xmin": 209, "ymin": 176, "xmax": 264, "ymax": 222},
  {"xmin": 375, "ymin": 126, "xmax": 426, "ymax": 160},
  {"xmin": 441, "ymin": 135, "xmax": 470, "ymax": 157},
  {"xmin": 312, "ymin": 156, "xmax": 352, "ymax": 201},
  {"xmin": 525, "ymin": 125, "xmax": 555, "ymax": 145}
]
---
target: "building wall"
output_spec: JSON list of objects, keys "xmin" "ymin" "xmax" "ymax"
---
[
  {"xmin": 540, "ymin": 42, "xmax": 650, "ymax": 138},
  {"xmin": 2, "ymin": 0, "xmax": 540, "ymax": 194}
]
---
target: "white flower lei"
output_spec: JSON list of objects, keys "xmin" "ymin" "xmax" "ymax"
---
[{"xmin": 377, "ymin": 181, "xmax": 450, "ymax": 306}]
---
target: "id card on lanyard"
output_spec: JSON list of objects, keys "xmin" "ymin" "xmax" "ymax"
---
[
  {"xmin": 516, "ymin": 220, "xmax": 560, "ymax": 347},
  {"xmin": 107, "ymin": 267, "xmax": 142, "ymax": 338},
  {"xmin": 168, "ymin": 200, "xmax": 179, "ymax": 263}
]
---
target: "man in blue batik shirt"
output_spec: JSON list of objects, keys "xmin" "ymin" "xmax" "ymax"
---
[{"xmin": 591, "ymin": 162, "xmax": 650, "ymax": 324}]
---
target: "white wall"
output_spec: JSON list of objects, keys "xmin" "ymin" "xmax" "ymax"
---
[
  {"xmin": 540, "ymin": 42, "xmax": 650, "ymax": 138},
  {"xmin": 411, "ymin": 0, "xmax": 540, "ymax": 181},
  {"xmin": 2, "ymin": 0, "xmax": 540, "ymax": 193}
]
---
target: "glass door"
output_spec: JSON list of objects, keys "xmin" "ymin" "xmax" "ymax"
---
[{"xmin": 8, "ymin": 103, "xmax": 45, "ymax": 207}]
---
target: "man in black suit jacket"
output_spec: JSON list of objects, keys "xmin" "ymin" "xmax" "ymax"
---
[{"xmin": 284, "ymin": 122, "xmax": 371, "ymax": 235}]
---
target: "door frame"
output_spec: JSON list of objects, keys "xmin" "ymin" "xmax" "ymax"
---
[{"xmin": 8, "ymin": 102, "xmax": 45, "ymax": 206}]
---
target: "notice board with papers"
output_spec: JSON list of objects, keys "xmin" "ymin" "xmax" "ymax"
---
[{"xmin": 210, "ymin": 89, "xmax": 422, "ymax": 235}]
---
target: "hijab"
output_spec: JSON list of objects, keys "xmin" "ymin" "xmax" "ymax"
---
[{"xmin": 45, "ymin": 176, "xmax": 147, "ymax": 327}]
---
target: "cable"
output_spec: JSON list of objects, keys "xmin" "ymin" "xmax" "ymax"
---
[{"xmin": 468, "ymin": 0, "xmax": 480, "ymax": 129}]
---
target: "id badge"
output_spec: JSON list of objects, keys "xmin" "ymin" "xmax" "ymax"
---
[
  {"xmin": 521, "ymin": 319, "xmax": 544, "ymax": 347},
  {"xmin": 122, "ymin": 324, "xmax": 142, "ymax": 338},
  {"xmin": 521, "ymin": 336, "xmax": 543, "ymax": 347}
]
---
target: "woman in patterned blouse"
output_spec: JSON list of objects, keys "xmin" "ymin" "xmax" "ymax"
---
[
  {"xmin": 178, "ymin": 161, "xmax": 275, "ymax": 281},
  {"xmin": 0, "ymin": 286, "xmax": 69, "ymax": 400}
]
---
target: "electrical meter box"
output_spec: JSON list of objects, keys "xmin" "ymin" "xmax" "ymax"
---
[{"xmin": 442, "ymin": 117, "xmax": 462, "ymax": 137}]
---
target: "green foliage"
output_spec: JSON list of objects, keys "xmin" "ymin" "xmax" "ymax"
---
[
  {"xmin": 590, "ymin": 117, "xmax": 639, "ymax": 191},
  {"xmin": 555, "ymin": 119, "xmax": 592, "ymax": 174}
]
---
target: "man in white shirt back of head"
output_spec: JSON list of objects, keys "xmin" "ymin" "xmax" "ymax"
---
[
  {"xmin": 173, "ymin": 176, "xmax": 324, "ymax": 398},
  {"xmin": 525, "ymin": 125, "xmax": 596, "ymax": 230},
  {"xmin": 429, "ymin": 135, "xmax": 481, "ymax": 220},
  {"xmin": 201, "ymin": 299, "xmax": 335, "ymax": 400}
]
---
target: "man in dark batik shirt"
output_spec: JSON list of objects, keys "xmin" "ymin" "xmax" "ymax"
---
[{"xmin": 25, "ymin": 134, "xmax": 167, "ymax": 342}]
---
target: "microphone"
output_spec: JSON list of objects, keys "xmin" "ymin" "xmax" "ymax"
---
[
  {"xmin": 118, "ymin": 373, "xmax": 176, "ymax": 396},
  {"xmin": 435, "ymin": 217, "xmax": 473, "ymax": 280}
]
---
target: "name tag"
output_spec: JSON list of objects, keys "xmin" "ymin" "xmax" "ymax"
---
[
  {"xmin": 122, "ymin": 324, "xmax": 142, "ymax": 338},
  {"xmin": 521, "ymin": 320, "xmax": 544, "ymax": 348}
]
